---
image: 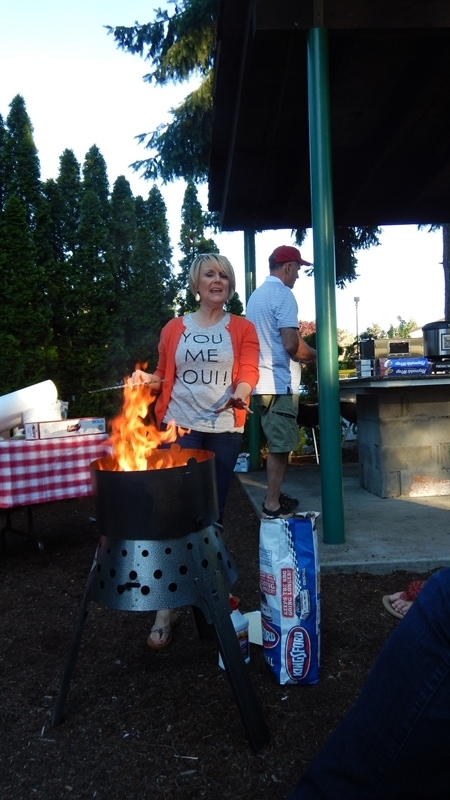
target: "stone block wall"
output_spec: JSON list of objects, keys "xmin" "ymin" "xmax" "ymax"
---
[{"xmin": 357, "ymin": 386, "xmax": 450, "ymax": 497}]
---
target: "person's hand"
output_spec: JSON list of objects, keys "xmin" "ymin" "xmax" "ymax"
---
[
  {"xmin": 128, "ymin": 368, "xmax": 150, "ymax": 385},
  {"xmin": 128, "ymin": 370, "xmax": 163, "ymax": 393},
  {"xmin": 300, "ymin": 355, "xmax": 317, "ymax": 366},
  {"xmin": 214, "ymin": 396, "xmax": 253, "ymax": 415}
]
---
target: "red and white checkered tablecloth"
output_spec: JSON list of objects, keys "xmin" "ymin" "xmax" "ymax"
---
[{"xmin": 0, "ymin": 435, "xmax": 110, "ymax": 508}]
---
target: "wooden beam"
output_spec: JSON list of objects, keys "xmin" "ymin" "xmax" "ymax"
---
[{"xmin": 254, "ymin": 0, "xmax": 450, "ymax": 31}]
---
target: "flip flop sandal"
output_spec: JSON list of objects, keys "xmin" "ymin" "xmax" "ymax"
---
[
  {"xmin": 382, "ymin": 580, "xmax": 426, "ymax": 620},
  {"xmin": 381, "ymin": 595, "xmax": 405, "ymax": 620},
  {"xmin": 147, "ymin": 611, "xmax": 179, "ymax": 650}
]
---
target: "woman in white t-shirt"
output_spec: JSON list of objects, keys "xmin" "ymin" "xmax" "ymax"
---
[{"xmin": 131, "ymin": 254, "xmax": 259, "ymax": 649}]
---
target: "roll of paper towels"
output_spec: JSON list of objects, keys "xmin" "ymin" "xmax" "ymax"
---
[
  {"xmin": 0, "ymin": 380, "xmax": 58, "ymax": 432},
  {"xmin": 244, "ymin": 610, "xmax": 263, "ymax": 645},
  {"xmin": 23, "ymin": 403, "xmax": 62, "ymax": 423}
]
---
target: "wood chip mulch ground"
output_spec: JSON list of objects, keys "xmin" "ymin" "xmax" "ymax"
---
[{"xmin": 0, "ymin": 475, "xmax": 434, "ymax": 800}]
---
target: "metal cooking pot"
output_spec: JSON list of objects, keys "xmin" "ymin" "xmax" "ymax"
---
[{"xmin": 422, "ymin": 320, "xmax": 450, "ymax": 358}]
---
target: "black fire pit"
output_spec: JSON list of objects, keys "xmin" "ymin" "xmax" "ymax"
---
[
  {"xmin": 51, "ymin": 449, "xmax": 270, "ymax": 752},
  {"xmin": 91, "ymin": 448, "xmax": 219, "ymax": 541}
]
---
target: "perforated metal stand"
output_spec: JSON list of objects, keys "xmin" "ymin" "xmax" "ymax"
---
[{"xmin": 52, "ymin": 524, "xmax": 270, "ymax": 752}]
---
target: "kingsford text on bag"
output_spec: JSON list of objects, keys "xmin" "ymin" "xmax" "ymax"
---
[{"xmin": 259, "ymin": 514, "xmax": 320, "ymax": 685}]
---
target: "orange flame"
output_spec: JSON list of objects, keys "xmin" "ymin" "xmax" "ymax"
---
[{"xmin": 106, "ymin": 371, "xmax": 186, "ymax": 471}]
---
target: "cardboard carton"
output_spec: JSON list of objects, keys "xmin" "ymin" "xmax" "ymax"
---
[
  {"xmin": 234, "ymin": 452, "xmax": 250, "ymax": 472},
  {"xmin": 378, "ymin": 357, "xmax": 431, "ymax": 377},
  {"xmin": 25, "ymin": 418, "xmax": 106, "ymax": 440}
]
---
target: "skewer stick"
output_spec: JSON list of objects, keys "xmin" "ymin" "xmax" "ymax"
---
[{"xmin": 88, "ymin": 380, "xmax": 165, "ymax": 394}]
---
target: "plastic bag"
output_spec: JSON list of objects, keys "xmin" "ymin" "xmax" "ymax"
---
[{"xmin": 259, "ymin": 513, "xmax": 320, "ymax": 685}]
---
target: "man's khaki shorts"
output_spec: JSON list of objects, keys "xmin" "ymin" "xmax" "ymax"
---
[{"xmin": 253, "ymin": 393, "xmax": 299, "ymax": 453}]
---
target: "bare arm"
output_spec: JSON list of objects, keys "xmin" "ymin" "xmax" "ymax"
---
[{"xmin": 281, "ymin": 328, "xmax": 317, "ymax": 363}]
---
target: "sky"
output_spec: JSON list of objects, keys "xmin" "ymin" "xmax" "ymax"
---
[{"xmin": 0, "ymin": 0, "xmax": 445, "ymax": 336}]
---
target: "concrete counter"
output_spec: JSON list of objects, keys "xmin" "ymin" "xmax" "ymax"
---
[{"xmin": 339, "ymin": 375, "xmax": 450, "ymax": 498}]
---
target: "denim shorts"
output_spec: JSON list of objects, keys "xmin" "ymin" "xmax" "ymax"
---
[{"xmin": 253, "ymin": 394, "xmax": 299, "ymax": 453}]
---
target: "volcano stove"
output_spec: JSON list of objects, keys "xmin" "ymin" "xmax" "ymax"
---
[{"xmin": 51, "ymin": 449, "xmax": 270, "ymax": 752}]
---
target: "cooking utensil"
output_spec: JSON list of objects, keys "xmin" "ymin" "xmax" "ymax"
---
[{"xmin": 88, "ymin": 381, "xmax": 164, "ymax": 394}]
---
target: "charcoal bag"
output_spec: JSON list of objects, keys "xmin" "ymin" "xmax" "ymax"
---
[{"xmin": 259, "ymin": 514, "xmax": 320, "ymax": 685}]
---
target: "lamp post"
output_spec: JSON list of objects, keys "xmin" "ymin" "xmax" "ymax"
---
[{"xmin": 354, "ymin": 296, "xmax": 360, "ymax": 358}]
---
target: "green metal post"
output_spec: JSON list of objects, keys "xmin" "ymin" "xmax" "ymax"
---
[
  {"xmin": 307, "ymin": 27, "xmax": 345, "ymax": 543},
  {"xmin": 244, "ymin": 228, "xmax": 257, "ymax": 299},
  {"xmin": 243, "ymin": 229, "xmax": 261, "ymax": 471}
]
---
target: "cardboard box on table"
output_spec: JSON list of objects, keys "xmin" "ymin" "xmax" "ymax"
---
[{"xmin": 25, "ymin": 418, "xmax": 106, "ymax": 440}]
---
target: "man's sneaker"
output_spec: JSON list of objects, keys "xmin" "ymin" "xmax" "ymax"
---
[
  {"xmin": 279, "ymin": 492, "xmax": 299, "ymax": 512},
  {"xmin": 261, "ymin": 504, "xmax": 292, "ymax": 520},
  {"xmin": 261, "ymin": 492, "xmax": 299, "ymax": 517}
]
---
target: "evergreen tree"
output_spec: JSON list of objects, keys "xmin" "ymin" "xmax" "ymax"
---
[
  {"xmin": 108, "ymin": 175, "xmax": 137, "ymax": 378},
  {"xmin": 332, "ymin": 226, "xmax": 382, "ymax": 288},
  {"xmin": 177, "ymin": 180, "xmax": 244, "ymax": 315},
  {"xmin": 2, "ymin": 95, "xmax": 42, "ymax": 227},
  {"xmin": 107, "ymin": 1, "xmax": 217, "ymax": 183},
  {"xmin": 33, "ymin": 179, "xmax": 59, "ymax": 370},
  {"xmin": 177, "ymin": 180, "xmax": 219, "ymax": 314},
  {"xmin": 141, "ymin": 184, "xmax": 176, "ymax": 326},
  {"xmin": 293, "ymin": 224, "xmax": 383, "ymax": 288},
  {"xmin": 0, "ymin": 96, "xmax": 54, "ymax": 394},
  {"xmin": 41, "ymin": 152, "xmax": 82, "ymax": 406},
  {"xmin": 0, "ymin": 114, "xmax": 6, "ymax": 213},
  {"xmin": 42, "ymin": 178, "xmax": 65, "ymax": 264},
  {"xmin": 57, "ymin": 149, "xmax": 82, "ymax": 259},
  {"xmin": 125, "ymin": 186, "xmax": 175, "ymax": 370},
  {"xmin": 225, "ymin": 292, "xmax": 244, "ymax": 316},
  {"xmin": 0, "ymin": 196, "xmax": 52, "ymax": 392},
  {"xmin": 69, "ymin": 146, "xmax": 116, "ymax": 417},
  {"xmin": 110, "ymin": 175, "xmax": 136, "ymax": 293},
  {"xmin": 42, "ymin": 176, "xmax": 75, "ymax": 397},
  {"xmin": 109, "ymin": 3, "xmax": 383, "ymax": 287}
]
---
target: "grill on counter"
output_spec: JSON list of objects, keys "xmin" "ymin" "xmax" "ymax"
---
[
  {"xmin": 359, "ymin": 337, "xmax": 423, "ymax": 359},
  {"xmin": 422, "ymin": 320, "xmax": 450, "ymax": 370}
]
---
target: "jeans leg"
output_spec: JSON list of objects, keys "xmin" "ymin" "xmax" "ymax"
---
[
  {"xmin": 287, "ymin": 568, "xmax": 450, "ymax": 800},
  {"xmin": 205, "ymin": 432, "xmax": 242, "ymax": 524},
  {"xmin": 175, "ymin": 430, "xmax": 242, "ymax": 524},
  {"xmin": 175, "ymin": 429, "xmax": 204, "ymax": 451}
]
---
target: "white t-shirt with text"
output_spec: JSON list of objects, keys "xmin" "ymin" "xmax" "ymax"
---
[{"xmin": 163, "ymin": 313, "xmax": 243, "ymax": 432}]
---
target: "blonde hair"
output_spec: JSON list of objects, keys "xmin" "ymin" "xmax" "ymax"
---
[{"xmin": 189, "ymin": 253, "xmax": 236, "ymax": 300}]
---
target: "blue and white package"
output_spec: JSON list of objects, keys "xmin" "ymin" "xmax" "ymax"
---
[
  {"xmin": 259, "ymin": 514, "xmax": 320, "ymax": 685},
  {"xmin": 378, "ymin": 357, "xmax": 430, "ymax": 377}
]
